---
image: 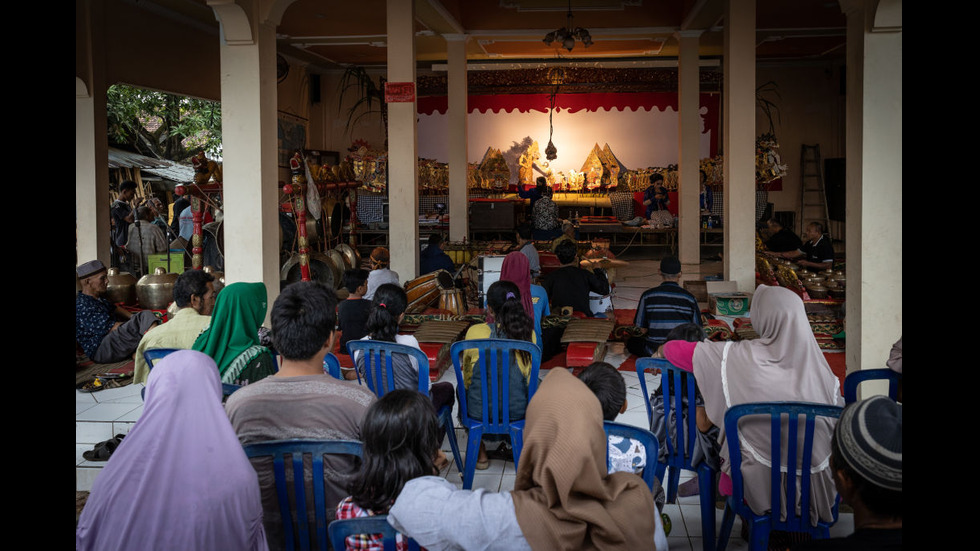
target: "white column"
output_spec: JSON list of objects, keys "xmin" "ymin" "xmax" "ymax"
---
[
  {"xmin": 76, "ymin": 0, "xmax": 110, "ymax": 268},
  {"xmin": 76, "ymin": 78, "xmax": 110, "ymax": 267},
  {"xmin": 387, "ymin": 0, "xmax": 419, "ymax": 280},
  {"xmin": 676, "ymin": 31, "xmax": 702, "ymax": 269},
  {"xmin": 212, "ymin": 0, "xmax": 281, "ymax": 313},
  {"xmin": 722, "ymin": 0, "xmax": 756, "ymax": 291},
  {"xmin": 445, "ymin": 34, "xmax": 469, "ymax": 243},
  {"xmin": 841, "ymin": 0, "xmax": 902, "ymax": 392}
]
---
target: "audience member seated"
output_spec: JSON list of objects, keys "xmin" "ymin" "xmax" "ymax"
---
[
  {"xmin": 648, "ymin": 323, "xmax": 721, "ymax": 500},
  {"xmin": 388, "ymin": 368, "xmax": 665, "ymax": 551},
  {"xmin": 626, "ymin": 255, "xmax": 702, "ymax": 357},
  {"xmin": 459, "ymin": 280, "xmax": 537, "ymax": 469},
  {"xmin": 764, "ymin": 218, "xmax": 803, "ymax": 253},
  {"xmin": 514, "ymin": 223, "xmax": 540, "ymax": 279},
  {"xmin": 541, "ymin": 240, "xmax": 609, "ymax": 317},
  {"xmin": 193, "ymin": 282, "xmax": 276, "ymax": 385},
  {"xmin": 364, "ymin": 247, "xmax": 399, "ymax": 301},
  {"xmin": 578, "ymin": 362, "xmax": 646, "ymax": 475},
  {"xmin": 775, "ymin": 221, "xmax": 834, "ymax": 271},
  {"xmin": 661, "ymin": 285, "xmax": 843, "ymax": 527},
  {"xmin": 349, "ymin": 284, "xmax": 455, "ymax": 417},
  {"xmin": 336, "ymin": 389, "xmax": 446, "ymax": 550},
  {"xmin": 500, "ymin": 251, "xmax": 549, "ymax": 347},
  {"xmin": 76, "ymin": 259, "xmax": 159, "ymax": 364},
  {"xmin": 133, "ymin": 269, "xmax": 217, "ymax": 384},
  {"xmin": 76, "ymin": 350, "xmax": 267, "ymax": 551},
  {"xmin": 549, "ymin": 219, "xmax": 577, "ymax": 253},
  {"xmin": 419, "ymin": 233, "xmax": 455, "ymax": 275},
  {"xmin": 793, "ymin": 396, "xmax": 902, "ymax": 550},
  {"xmin": 225, "ymin": 281, "xmax": 376, "ymax": 550},
  {"xmin": 531, "ymin": 186, "xmax": 562, "ymax": 241},
  {"xmin": 338, "ymin": 268, "xmax": 371, "ymax": 351}
]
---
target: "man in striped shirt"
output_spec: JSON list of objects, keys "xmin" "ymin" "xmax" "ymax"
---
[{"xmin": 626, "ymin": 256, "xmax": 702, "ymax": 357}]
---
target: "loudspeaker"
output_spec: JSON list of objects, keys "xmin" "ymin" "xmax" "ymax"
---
[{"xmin": 310, "ymin": 74, "xmax": 321, "ymax": 103}]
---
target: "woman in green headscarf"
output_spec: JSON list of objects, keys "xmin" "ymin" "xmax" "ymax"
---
[{"xmin": 192, "ymin": 281, "xmax": 276, "ymax": 385}]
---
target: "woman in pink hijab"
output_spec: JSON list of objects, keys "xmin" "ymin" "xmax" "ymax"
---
[
  {"xmin": 76, "ymin": 350, "xmax": 268, "ymax": 551},
  {"xmin": 500, "ymin": 251, "xmax": 550, "ymax": 347}
]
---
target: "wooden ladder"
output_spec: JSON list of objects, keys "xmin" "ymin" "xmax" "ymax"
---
[{"xmin": 799, "ymin": 144, "xmax": 830, "ymax": 238}]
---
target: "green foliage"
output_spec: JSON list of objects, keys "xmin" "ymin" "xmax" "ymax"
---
[
  {"xmin": 106, "ymin": 84, "xmax": 222, "ymax": 162},
  {"xmin": 337, "ymin": 66, "xmax": 387, "ymax": 135},
  {"xmin": 756, "ymin": 81, "xmax": 781, "ymax": 136}
]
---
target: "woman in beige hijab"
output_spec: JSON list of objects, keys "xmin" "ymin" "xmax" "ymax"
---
[
  {"xmin": 388, "ymin": 367, "xmax": 662, "ymax": 550},
  {"xmin": 663, "ymin": 284, "xmax": 843, "ymax": 526}
]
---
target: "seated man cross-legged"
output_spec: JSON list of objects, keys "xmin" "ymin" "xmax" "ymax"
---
[
  {"xmin": 225, "ymin": 281, "xmax": 376, "ymax": 551},
  {"xmin": 133, "ymin": 269, "xmax": 217, "ymax": 384},
  {"xmin": 76, "ymin": 260, "xmax": 159, "ymax": 364}
]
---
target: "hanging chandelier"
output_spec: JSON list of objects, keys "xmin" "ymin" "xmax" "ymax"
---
[{"xmin": 542, "ymin": 1, "xmax": 593, "ymax": 52}]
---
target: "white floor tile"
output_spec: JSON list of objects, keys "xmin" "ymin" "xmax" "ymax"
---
[
  {"xmin": 469, "ymin": 473, "xmax": 503, "ymax": 492},
  {"xmin": 499, "ymin": 474, "xmax": 516, "ymax": 492},
  {"xmin": 76, "ymin": 466, "xmax": 103, "ymax": 492},
  {"xmin": 666, "ymin": 536, "xmax": 693, "ymax": 551},
  {"xmin": 75, "ymin": 422, "xmax": 115, "ymax": 444},
  {"xmin": 75, "ymin": 403, "xmax": 142, "ymax": 422}
]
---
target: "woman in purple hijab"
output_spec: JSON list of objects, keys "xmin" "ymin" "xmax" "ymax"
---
[{"xmin": 77, "ymin": 350, "xmax": 268, "ymax": 551}]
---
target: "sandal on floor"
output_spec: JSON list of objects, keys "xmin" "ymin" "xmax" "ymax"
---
[
  {"xmin": 475, "ymin": 458, "xmax": 490, "ymax": 470},
  {"xmin": 82, "ymin": 436, "xmax": 121, "ymax": 462}
]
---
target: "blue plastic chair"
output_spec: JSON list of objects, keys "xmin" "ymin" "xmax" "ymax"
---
[
  {"xmin": 602, "ymin": 421, "xmax": 664, "ymax": 492},
  {"xmin": 328, "ymin": 517, "xmax": 421, "ymax": 551},
  {"xmin": 243, "ymin": 439, "xmax": 363, "ymax": 551},
  {"xmin": 322, "ymin": 352, "xmax": 342, "ymax": 379},
  {"xmin": 345, "ymin": 340, "xmax": 430, "ymax": 396},
  {"xmin": 143, "ymin": 347, "xmax": 244, "ymax": 400},
  {"xmin": 636, "ymin": 357, "xmax": 718, "ymax": 549},
  {"xmin": 346, "ymin": 340, "xmax": 462, "ymax": 479},
  {"xmin": 717, "ymin": 402, "xmax": 844, "ymax": 551},
  {"xmin": 843, "ymin": 368, "xmax": 901, "ymax": 404},
  {"xmin": 449, "ymin": 338, "xmax": 542, "ymax": 489}
]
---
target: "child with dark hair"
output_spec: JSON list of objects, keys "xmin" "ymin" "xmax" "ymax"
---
[
  {"xmin": 336, "ymin": 389, "xmax": 443, "ymax": 550},
  {"xmin": 578, "ymin": 362, "xmax": 648, "ymax": 475},
  {"xmin": 338, "ymin": 269, "xmax": 371, "ymax": 351},
  {"xmin": 460, "ymin": 280, "xmax": 537, "ymax": 468},
  {"xmin": 350, "ymin": 283, "xmax": 455, "ymax": 436}
]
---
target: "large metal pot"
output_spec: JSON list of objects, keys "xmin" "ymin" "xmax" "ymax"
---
[
  {"xmin": 335, "ymin": 243, "xmax": 360, "ymax": 271},
  {"xmin": 280, "ymin": 252, "xmax": 340, "ymax": 289},
  {"xmin": 106, "ymin": 267, "xmax": 138, "ymax": 306},
  {"xmin": 136, "ymin": 267, "xmax": 179, "ymax": 310}
]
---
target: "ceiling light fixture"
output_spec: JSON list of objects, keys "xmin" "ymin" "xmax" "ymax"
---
[{"xmin": 542, "ymin": 0, "xmax": 593, "ymax": 53}]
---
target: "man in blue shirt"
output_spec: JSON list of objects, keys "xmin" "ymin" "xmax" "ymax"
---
[
  {"xmin": 76, "ymin": 260, "xmax": 160, "ymax": 363},
  {"xmin": 419, "ymin": 233, "xmax": 455, "ymax": 275},
  {"xmin": 626, "ymin": 256, "xmax": 702, "ymax": 357}
]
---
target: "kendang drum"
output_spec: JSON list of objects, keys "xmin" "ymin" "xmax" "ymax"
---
[
  {"xmin": 404, "ymin": 269, "xmax": 453, "ymax": 314},
  {"xmin": 438, "ymin": 288, "xmax": 465, "ymax": 315}
]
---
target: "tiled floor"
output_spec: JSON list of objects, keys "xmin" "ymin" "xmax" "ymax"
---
[{"xmin": 76, "ymin": 255, "xmax": 855, "ymax": 550}]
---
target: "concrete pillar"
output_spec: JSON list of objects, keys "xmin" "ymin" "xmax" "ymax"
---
[
  {"xmin": 841, "ymin": 0, "xmax": 902, "ymax": 393},
  {"xmin": 75, "ymin": 0, "xmax": 110, "ymax": 268},
  {"xmin": 722, "ymin": 0, "xmax": 756, "ymax": 291},
  {"xmin": 387, "ymin": 0, "xmax": 419, "ymax": 279},
  {"xmin": 76, "ymin": 78, "xmax": 110, "ymax": 267},
  {"xmin": 445, "ymin": 34, "xmax": 469, "ymax": 243},
  {"xmin": 676, "ymin": 30, "xmax": 702, "ymax": 269},
  {"xmin": 211, "ymin": 0, "xmax": 282, "ymax": 314}
]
